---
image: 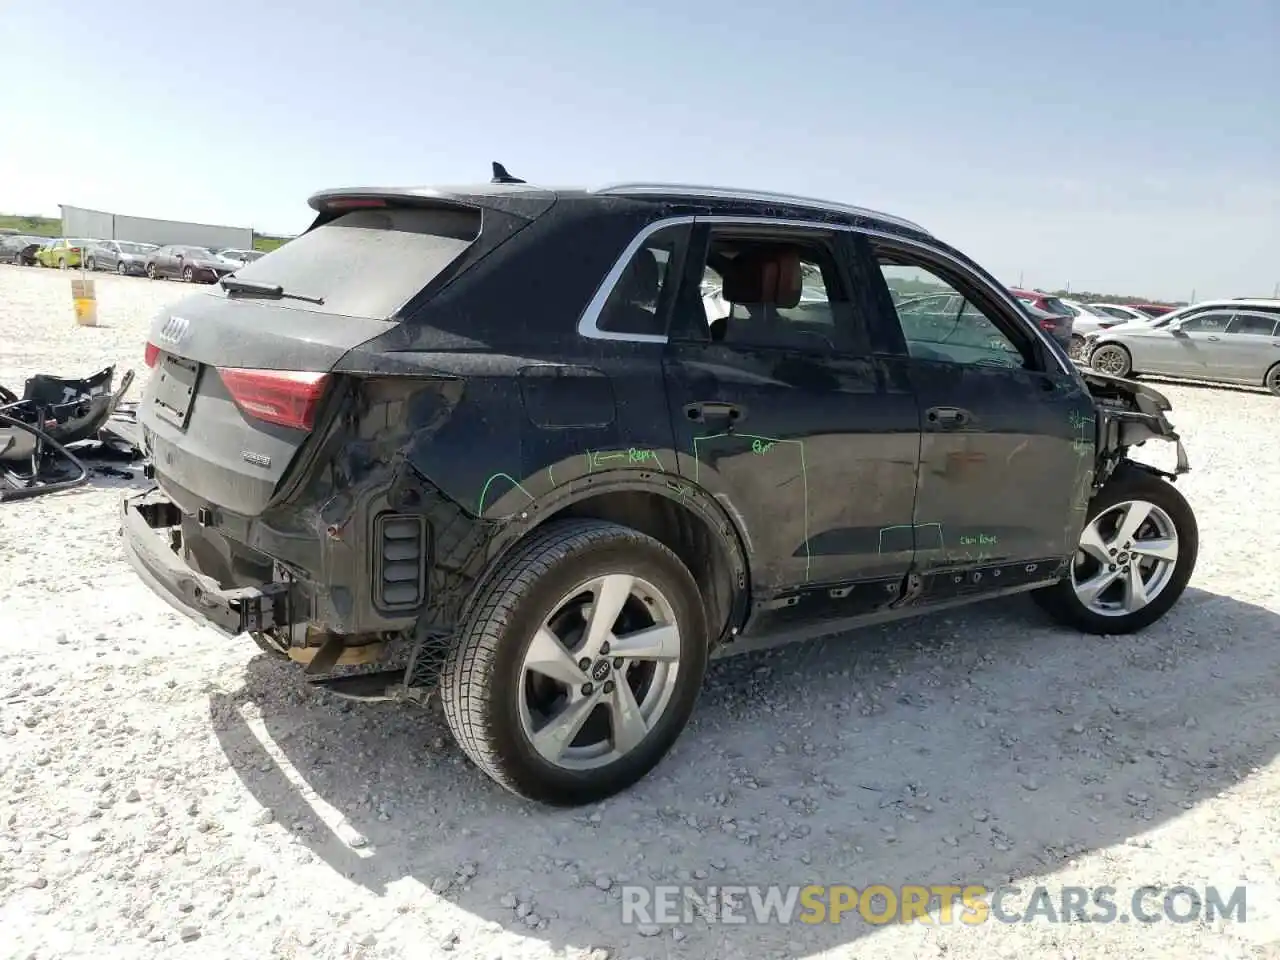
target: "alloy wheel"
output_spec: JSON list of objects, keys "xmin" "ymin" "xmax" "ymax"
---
[
  {"xmin": 1090, "ymin": 345, "xmax": 1129, "ymax": 376},
  {"xmin": 1070, "ymin": 499, "xmax": 1179, "ymax": 617},
  {"xmin": 517, "ymin": 573, "xmax": 682, "ymax": 771}
]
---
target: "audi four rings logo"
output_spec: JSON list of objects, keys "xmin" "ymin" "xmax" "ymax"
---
[{"xmin": 157, "ymin": 315, "xmax": 189, "ymax": 344}]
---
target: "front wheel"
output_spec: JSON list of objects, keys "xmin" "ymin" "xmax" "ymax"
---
[
  {"xmin": 440, "ymin": 518, "xmax": 709, "ymax": 806},
  {"xmin": 117, "ymin": 261, "xmax": 128, "ymax": 276},
  {"xmin": 1032, "ymin": 466, "xmax": 1198, "ymax": 634},
  {"xmin": 146, "ymin": 263, "xmax": 157, "ymax": 279},
  {"xmin": 182, "ymin": 266, "xmax": 193, "ymax": 282},
  {"xmin": 1089, "ymin": 343, "xmax": 1132, "ymax": 377}
]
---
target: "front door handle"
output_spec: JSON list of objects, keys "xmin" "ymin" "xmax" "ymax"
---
[
  {"xmin": 926, "ymin": 406, "xmax": 971, "ymax": 429},
  {"xmin": 1206, "ymin": 336, "xmax": 1220, "ymax": 342},
  {"xmin": 684, "ymin": 401, "xmax": 746, "ymax": 426}
]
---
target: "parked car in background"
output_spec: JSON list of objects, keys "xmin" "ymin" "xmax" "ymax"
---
[
  {"xmin": 1085, "ymin": 298, "xmax": 1280, "ymax": 394},
  {"xmin": 1020, "ymin": 300, "xmax": 1074, "ymax": 352},
  {"xmin": 0, "ymin": 234, "xmax": 48, "ymax": 265},
  {"xmin": 34, "ymin": 238, "xmax": 97, "ymax": 269},
  {"xmin": 145, "ymin": 245, "xmax": 241, "ymax": 283},
  {"xmin": 1129, "ymin": 302, "xmax": 1178, "ymax": 318},
  {"xmin": 1008, "ymin": 287, "xmax": 1075, "ymax": 318},
  {"xmin": 214, "ymin": 247, "xmax": 265, "ymax": 265},
  {"xmin": 1059, "ymin": 299, "xmax": 1129, "ymax": 359},
  {"xmin": 1092, "ymin": 303, "xmax": 1163, "ymax": 324},
  {"xmin": 85, "ymin": 240, "xmax": 158, "ymax": 276}
]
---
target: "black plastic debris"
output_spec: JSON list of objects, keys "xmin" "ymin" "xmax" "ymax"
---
[{"xmin": 0, "ymin": 365, "xmax": 140, "ymax": 502}]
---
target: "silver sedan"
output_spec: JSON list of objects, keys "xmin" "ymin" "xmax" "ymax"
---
[{"xmin": 1085, "ymin": 306, "xmax": 1280, "ymax": 395}]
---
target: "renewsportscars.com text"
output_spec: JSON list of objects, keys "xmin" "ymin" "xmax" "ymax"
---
[{"xmin": 621, "ymin": 883, "xmax": 1248, "ymax": 926}]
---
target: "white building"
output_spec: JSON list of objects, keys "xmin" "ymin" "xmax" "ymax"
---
[{"xmin": 60, "ymin": 204, "xmax": 254, "ymax": 250}]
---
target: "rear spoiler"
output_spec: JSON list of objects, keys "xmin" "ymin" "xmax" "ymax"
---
[{"xmin": 306, "ymin": 185, "xmax": 556, "ymax": 220}]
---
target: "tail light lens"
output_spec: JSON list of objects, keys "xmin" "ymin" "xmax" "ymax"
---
[
  {"xmin": 218, "ymin": 368, "xmax": 330, "ymax": 431},
  {"xmin": 144, "ymin": 342, "xmax": 160, "ymax": 367},
  {"xmin": 1039, "ymin": 319, "xmax": 1058, "ymax": 331}
]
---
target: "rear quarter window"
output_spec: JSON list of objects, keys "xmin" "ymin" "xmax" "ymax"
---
[{"xmin": 226, "ymin": 206, "xmax": 482, "ymax": 318}]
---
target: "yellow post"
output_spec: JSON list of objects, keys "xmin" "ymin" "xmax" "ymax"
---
[{"xmin": 70, "ymin": 266, "xmax": 97, "ymax": 326}]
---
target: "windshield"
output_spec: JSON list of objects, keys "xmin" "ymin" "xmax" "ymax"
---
[
  {"xmin": 184, "ymin": 247, "xmax": 216, "ymax": 259},
  {"xmin": 118, "ymin": 242, "xmax": 154, "ymax": 254},
  {"xmin": 1036, "ymin": 296, "xmax": 1074, "ymax": 317}
]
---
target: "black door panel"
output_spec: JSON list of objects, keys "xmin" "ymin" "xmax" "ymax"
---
[{"xmin": 664, "ymin": 345, "xmax": 920, "ymax": 597}]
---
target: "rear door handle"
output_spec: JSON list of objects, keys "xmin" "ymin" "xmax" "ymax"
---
[
  {"xmin": 926, "ymin": 406, "xmax": 971, "ymax": 429},
  {"xmin": 685, "ymin": 401, "xmax": 746, "ymax": 425}
]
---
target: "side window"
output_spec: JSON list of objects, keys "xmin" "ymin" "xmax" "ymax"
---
[
  {"xmin": 690, "ymin": 230, "xmax": 858, "ymax": 352},
  {"xmin": 877, "ymin": 259, "xmax": 1027, "ymax": 368},
  {"xmin": 596, "ymin": 229, "xmax": 681, "ymax": 338},
  {"xmin": 1178, "ymin": 312, "xmax": 1230, "ymax": 333},
  {"xmin": 1225, "ymin": 312, "xmax": 1279, "ymax": 336}
]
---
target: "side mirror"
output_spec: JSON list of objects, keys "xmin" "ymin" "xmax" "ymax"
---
[{"xmin": 1169, "ymin": 325, "xmax": 1187, "ymax": 336}]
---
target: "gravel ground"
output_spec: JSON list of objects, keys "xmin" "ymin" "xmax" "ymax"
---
[{"xmin": 2, "ymin": 264, "xmax": 1279, "ymax": 960}]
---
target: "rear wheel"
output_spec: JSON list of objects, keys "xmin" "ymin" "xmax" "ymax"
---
[
  {"xmin": 1265, "ymin": 362, "xmax": 1280, "ymax": 397},
  {"xmin": 1032, "ymin": 466, "xmax": 1197, "ymax": 634},
  {"xmin": 1090, "ymin": 343, "xmax": 1132, "ymax": 377},
  {"xmin": 57, "ymin": 257, "xmax": 67, "ymax": 270},
  {"xmin": 440, "ymin": 518, "xmax": 709, "ymax": 806}
]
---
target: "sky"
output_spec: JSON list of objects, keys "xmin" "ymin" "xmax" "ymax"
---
[{"xmin": 2, "ymin": 0, "xmax": 1277, "ymax": 300}]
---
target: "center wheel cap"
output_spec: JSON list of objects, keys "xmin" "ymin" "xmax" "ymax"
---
[{"xmin": 589, "ymin": 659, "xmax": 612, "ymax": 683}]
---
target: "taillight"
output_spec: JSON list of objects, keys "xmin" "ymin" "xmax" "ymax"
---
[
  {"xmin": 218, "ymin": 368, "xmax": 330, "ymax": 431},
  {"xmin": 144, "ymin": 342, "xmax": 160, "ymax": 367},
  {"xmin": 69, "ymin": 246, "xmax": 81, "ymax": 254},
  {"xmin": 1040, "ymin": 319, "xmax": 1057, "ymax": 331}
]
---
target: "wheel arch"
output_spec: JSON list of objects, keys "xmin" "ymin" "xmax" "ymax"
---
[{"xmin": 474, "ymin": 472, "xmax": 752, "ymax": 651}]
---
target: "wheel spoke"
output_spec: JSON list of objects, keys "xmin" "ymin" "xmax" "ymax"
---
[
  {"xmin": 1131, "ymin": 536, "xmax": 1177, "ymax": 562},
  {"xmin": 609, "ymin": 623, "xmax": 680, "ymax": 662},
  {"xmin": 531, "ymin": 690, "xmax": 602, "ymax": 762},
  {"xmin": 1122, "ymin": 564, "xmax": 1149, "ymax": 611},
  {"xmin": 581, "ymin": 574, "xmax": 632, "ymax": 658},
  {"xmin": 525, "ymin": 627, "xmax": 587, "ymax": 687},
  {"xmin": 1076, "ymin": 567, "xmax": 1122, "ymax": 607},
  {"xmin": 1113, "ymin": 501, "xmax": 1152, "ymax": 547},
  {"xmin": 1078, "ymin": 521, "xmax": 1112, "ymax": 564},
  {"xmin": 607, "ymin": 680, "xmax": 649, "ymax": 755}
]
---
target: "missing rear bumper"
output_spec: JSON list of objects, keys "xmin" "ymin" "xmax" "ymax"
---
[{"xmin": 121, "ymin": 487, "xmax": 304, "ymax": 637}]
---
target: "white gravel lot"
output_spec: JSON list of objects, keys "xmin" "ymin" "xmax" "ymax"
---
[{"xmin": 1, "ymin": 263, "xmax": 1279, "ymax": 960}]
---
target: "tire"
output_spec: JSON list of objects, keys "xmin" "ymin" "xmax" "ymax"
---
[
  {"xmin": 1068, "ymin": 335, "xmax": 1086, "ymax": 362},
  {"xmin": 57, "ymin": 257, "xmax": 67, "ymax": 270},
  {"xmin": 183, "ymin": 266, "xmax": 193, "ymax": 282},
  {"xmin": 440, "ymin": 518, "xmax": 709, "ymax": 806},
  {"xmin": 1089, "ymin": 343, "xmax": 1132, "ymax": 377},
  {"xmin": 117, "ymin": 261, "xmax": 128, "ymax": 276},
  {"xmin": 146, "ymin": 263, "xmax": 157, "ymax": 280},
  {"xmin": 86, "ymin": 257, "xmax": 96, "ymax": 271},
  {"xmin": 1265, "ymin": 362, "xmax": 1280, "ymax": 397},
  {"xmin": 1032, "ymin": 464, "xmax": 1198, "ymax": 634}
]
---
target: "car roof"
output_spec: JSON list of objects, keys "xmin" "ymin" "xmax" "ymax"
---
[{"xmin": 307, "ymin": 180, "xmax": 933, "ymax": 237}]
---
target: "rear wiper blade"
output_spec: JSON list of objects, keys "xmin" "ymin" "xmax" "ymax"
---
[{"xmin": 219, "ymin": 276, "xmax": 324, "ymax": 305}]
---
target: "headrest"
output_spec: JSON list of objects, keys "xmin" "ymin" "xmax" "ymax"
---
[{"xmin": 721, "ymin": 247, "xmax": 803, "ymax": 309}]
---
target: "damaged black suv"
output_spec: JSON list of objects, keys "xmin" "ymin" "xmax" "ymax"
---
[{"xmin": 122, "ymin": 167, "xmax": 1198, "ymax": 806}]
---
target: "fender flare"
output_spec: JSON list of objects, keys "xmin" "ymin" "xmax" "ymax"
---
[{"xmin": 465, "ymin": 468, "xmax": 752, "ymax": 640}]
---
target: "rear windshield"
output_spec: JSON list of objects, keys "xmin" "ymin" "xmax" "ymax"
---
[
  {"xmin": 1037, "ymin": 296, "xmax": 1073, "ymax": 317},
  {"xmin": 223, "ymin": 206, "xmax": 482, "ymax": 318}
]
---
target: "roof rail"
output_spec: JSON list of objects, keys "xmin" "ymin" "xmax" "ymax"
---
[{"xmin": 590, "ymin": 182, "xmax": 929, "ymax": 233}]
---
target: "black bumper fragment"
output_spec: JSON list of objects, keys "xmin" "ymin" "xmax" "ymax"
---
[{"xmin": 121, "ymin": 488, "xmax": 302, "ymax": 637}]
